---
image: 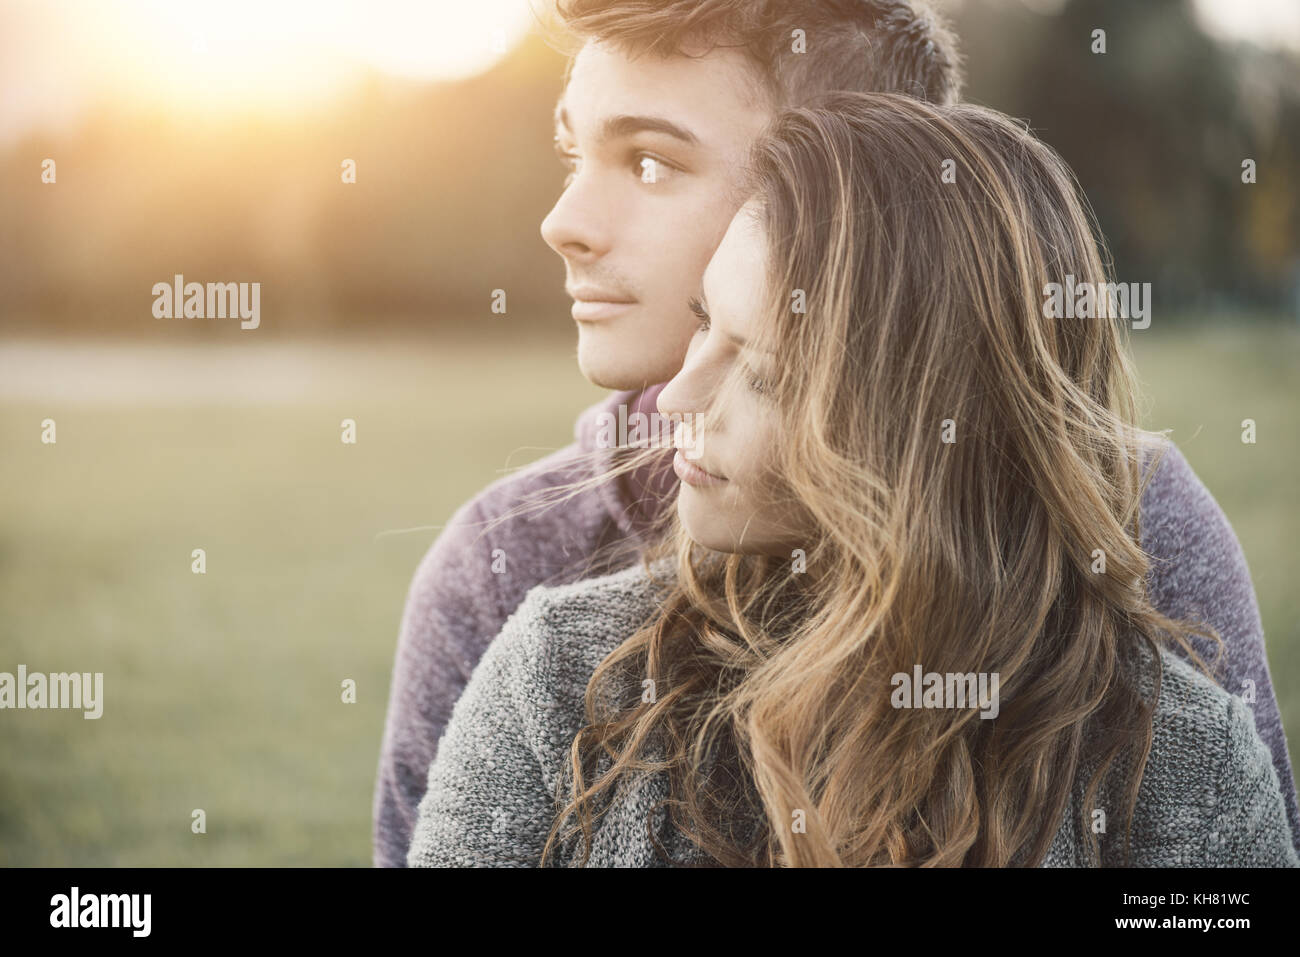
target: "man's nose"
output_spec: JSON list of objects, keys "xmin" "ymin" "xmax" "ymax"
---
[{"xmin": 540, "ymin": 176, "xmax": 613, "ymax": 263}]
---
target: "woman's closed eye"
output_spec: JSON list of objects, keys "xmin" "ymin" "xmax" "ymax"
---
[
  {"xmin": 743, "ymin": 366, "xmax": 771, "ymax": 395},
  {"xmin": 688, "ymin": 295, "xmax": 710, "ymax": 333},
  {"xmin": 688, "ymin": 295, "xmax": 772, "ymax": 396}
]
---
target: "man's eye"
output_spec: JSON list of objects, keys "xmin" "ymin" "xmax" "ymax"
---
[
  {"xmin": 554, "ymin": 140, "xmax": 580, "ymax": 185},
  {"xmin": 634, "ymin": 153, "xmax": 673, "ymax": 184}
]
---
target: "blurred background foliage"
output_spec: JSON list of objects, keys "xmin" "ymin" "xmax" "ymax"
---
[{"xmin": 1, "ymin": 0, "xmax": 1297, "ymax": 336}]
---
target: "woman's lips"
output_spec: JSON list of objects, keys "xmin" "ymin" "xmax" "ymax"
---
[{"xmin": 673, "ymin": 449, "xmax": 729, "ymax": 488}]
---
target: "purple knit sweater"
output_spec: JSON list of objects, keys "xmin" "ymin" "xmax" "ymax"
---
[{"xmin": 372, "ymin": 383, "xmax": 1300, "ymax": 866}]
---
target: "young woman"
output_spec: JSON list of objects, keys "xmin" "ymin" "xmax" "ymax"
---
[{"xmin": 407, "ymin": 93, "xmax": 1298, "ymax": 867}]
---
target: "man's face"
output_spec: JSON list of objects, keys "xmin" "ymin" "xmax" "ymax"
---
[{"xmin": 541, "ymin": 39, "xmax": 775, "ymax": 390}]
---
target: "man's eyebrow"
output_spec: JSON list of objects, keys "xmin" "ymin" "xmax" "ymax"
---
[
  {"xmin": 600, "ymin": 113, "xmax": 700, "ymax": 146},
  {"xmin": 553, "ymin": 104, "xmax": 699, "ymax": 147}
]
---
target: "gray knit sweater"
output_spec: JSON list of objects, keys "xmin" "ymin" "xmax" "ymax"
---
[
  {"xmin": 375, "ymin": 384, "xmax": 1300, "ymax": 867},
  {"xmin": 407, "ymin": 560, "xmax": 1299, "ymax": 868}
]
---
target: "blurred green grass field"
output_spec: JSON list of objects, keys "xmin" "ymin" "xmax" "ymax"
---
[{"xmin": 0, "ymin": 323, "xmax": 1297, "ymax": 865}]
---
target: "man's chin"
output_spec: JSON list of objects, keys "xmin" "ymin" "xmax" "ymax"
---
[{"xmin": 575, "ymin": 328, "xmax": 676, "ymax": 391}]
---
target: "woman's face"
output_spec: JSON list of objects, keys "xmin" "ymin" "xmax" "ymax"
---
[{"xmin": 656, "ymin": 201, "xmax": 811, "ymax": 556}]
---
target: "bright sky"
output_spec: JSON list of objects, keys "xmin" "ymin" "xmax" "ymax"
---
[
  {"xmin": 1191, "ymin": 0, "xmax": 1300, "ymax": 50},
  {"xmin": 0, "ymin": 0, "xmax": 540, "ymax": 142},
  {"xmin": 0, "ymin": 0, "xmax": 1296, "ymax": 145}
]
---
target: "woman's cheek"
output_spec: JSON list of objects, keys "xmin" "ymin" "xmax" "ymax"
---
[{"xmin": 732, "ymin": 406, "xmax": 781, "ymax": 489}]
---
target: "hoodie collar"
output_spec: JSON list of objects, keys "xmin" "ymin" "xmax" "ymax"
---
[{"xmin": 574, "ymin": 382, "xmax": 676, "ymax": 539}]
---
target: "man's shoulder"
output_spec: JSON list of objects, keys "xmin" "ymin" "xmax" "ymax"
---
[
  {"xmin": 1140, "ymin": 435, "xmax": 1214, "ymax": 527},
  {"xmin": 457, "ymin": 440, "xmax": 608, "ymax": 528},
  {"xmin": 1138, "ymin": 435, "xmax": 1241, "ymax": 564},
  {"xmin": 427, "ymin": 388, "xmax": 652, "ymax": 567},
  {"xmin": 408, "ymin": 435, "xmax": 631, "ymax": 612},
  {"xmin": 1137, "ymin": 435, "xmax": 1261, "ymax": 640}
]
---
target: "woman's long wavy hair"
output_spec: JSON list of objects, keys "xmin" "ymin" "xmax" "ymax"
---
[{"xmin": 534, "ymin": 92, "xmax": 1223, "ymax": 867}]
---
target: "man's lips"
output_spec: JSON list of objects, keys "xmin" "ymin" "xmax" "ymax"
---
[{"xmin": 568, "ymin": 286, "xmax": 636, "ymax": 321}]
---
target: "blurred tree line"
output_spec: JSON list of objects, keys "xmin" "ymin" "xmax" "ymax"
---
[
  {"xmin": 949, "ymin": 0, "xmax": 1300, "ymax": 318},
  {"xmin": 0, "ymin": 0, "xmax": 1296, "ymax": 337}
]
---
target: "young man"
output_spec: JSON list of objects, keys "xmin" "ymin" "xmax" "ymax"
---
[{"xmin": 373, "ymin": 0, "xmax": 1299, "ymax": 866}]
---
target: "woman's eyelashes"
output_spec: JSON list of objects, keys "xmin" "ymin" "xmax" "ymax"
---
[
  {"xmin": 688, "ymin": 296, "xmax": 772, "ymax": 396},
  {"xmin": 744, "ymin": 369, "xmax": 771, "ymax": 395},
  {"xmin": 688, "ymin": 295, "xmax": 709, "ymax": 332}
]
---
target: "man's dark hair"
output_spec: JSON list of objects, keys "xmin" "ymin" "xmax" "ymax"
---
[{"xmin": 553, "ymin": 0, "xmax": 963, "ymax": 107}]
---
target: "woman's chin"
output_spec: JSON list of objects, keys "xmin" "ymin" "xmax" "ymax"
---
[
  {"xmin": 677, "ymin": 495, "xmax": 730, "ymax": 552},
  {"xmin": 678, "ymin": 496, "xmax": 794, "ymax": 556}
]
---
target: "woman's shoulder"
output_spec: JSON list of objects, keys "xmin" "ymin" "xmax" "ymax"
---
[
  {"xmin": 1144, "ymin": 644, "xmax": 1251, "ymax": 765},
  {"xmin": 515, "ymin": 554, "xmax": 674, "ymax": 614},
  {"xmin": 510, "ymin": 555, "xmax": 672, "ymax": 643},
  {"xmin": 449, "ymin": 557, "xmax": 675, "ymax": 801},
  {"xmin": 488, "ymin": 556, "xmax": 673, "ymax": 703},
  {"xmin": 1115, "ymin": 643, "xmax": 1297, "ymax": 865}
]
